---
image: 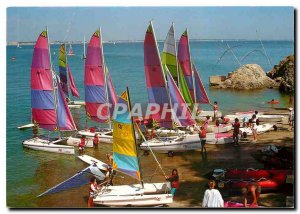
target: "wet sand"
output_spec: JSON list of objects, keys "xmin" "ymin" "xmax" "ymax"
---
[{"xmin": 28, "ymin": 109, "xmax": 294, "ymax": 208}]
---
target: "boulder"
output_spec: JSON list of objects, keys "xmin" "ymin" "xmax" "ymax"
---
[
  {"xmin": 211, "ymin": 64, "xmax": 279, "ymax": 90},
  {"xmin": 267, "ymin": 55, "xmax": 294, "ymax": 94}
]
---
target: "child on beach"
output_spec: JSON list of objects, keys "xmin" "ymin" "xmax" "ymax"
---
[
  {"xmin": 199, "ymin": 126, "xmax": 207, "ymax": 153},
  {"xmin": 249, "ymin": 119, "xmax": 258, "ymax": 142},
  {"xmin": 232, "ymin": 118, "xmax": 240, "ymax": 146},
  {"xmin": 79, "ymin": 136, "xmax": 86, "ymax": 155},
  {"xmin": 165, "ymin": 169, "xmax": 179, "ymax": 197},
  {"xmin": 241, "ymin": 182, "xmax": 261, "ymax": 207},
  {"xmin": 93, "ymin": 133, "xmax": 99, "ymax": 149},
  {"xmin": 202, "ymin": 180, "xmax": 224, "ymax": 208},
  {"xmin": 210, "ymin": 101, "xmax": 219, "ymax": 121},
  {"xmin": 88, "ymin": 177, "xmax": 103, "ymax": 208}
]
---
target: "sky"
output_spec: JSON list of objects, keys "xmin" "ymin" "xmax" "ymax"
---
[{"xmin": 7, "ymin": 7, "xmax": 294, "ymax": 42}]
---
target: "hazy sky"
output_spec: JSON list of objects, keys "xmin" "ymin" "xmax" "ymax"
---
[{"xmin": 7, "ymin": 7, "xmax": 294, "ymax": 42}]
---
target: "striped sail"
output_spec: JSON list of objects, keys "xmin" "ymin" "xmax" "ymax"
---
[
  {"xmin": 112, "ymin": 91, "xmax": 141, "ymax": 181},
  {"xmin": 144, "ymin": 22, "xmax": 172, "ymax": 128},
  {"xmin": 162, "ymin": 24, "xmax": 178, "ymax": 80},
  {"xmin": 193, "ymin": 63, "xmax": 210, "ymax": 104},
  {"xmin": 67, "ymin": 65, "xmax": 80, "ymax": 98},
  {"xmin": 56, "ymin": 76, "xmax": 77, "ymax": 130},
  {"xmin": 58, "ymin": 44, "xmax": 69, "ymax": 97},
  {"xmin": 31, "ymin": 30, "xmax": 57, "ymax": 130},
  {"xmin": 179, "ymin": 66, "xmax": 194, "ymax": 107},
  {"xmin": 106, "ymin": 66, "xmax": 117, "ymax": 118},
  {"xmin": 178, "ymin": 30, "xmax": 195, "ymax": 103},
  {"xmin": 166, "ymin": 68, "xmax": 196, "ymax": 127},
  {"xmin": 84, "ymin": 29, "xmax": 109, "ymax": 122}
]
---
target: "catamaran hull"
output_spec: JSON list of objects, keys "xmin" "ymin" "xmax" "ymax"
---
[
  {"xmin": 22, "ymin": 138, "xmax": 75, "ymax": 155},
  {"xmin": 18, "ymin": 123, "xmax": 34, "ymax": 130},
  {"xmin": 67, "ymin": 104, "xmax": 81, "ymax": 109},
  {"xmin": 78, "ymin": 130, "xmax": 113, "ymax": 143},
  {"xmin": 148, "ymin": 128, "xmax": 186, "ymax": 137},
  {"xmin": 77, "ymin": 155, "xmax": 108, "ymax": 171},
  {"xmin": 140, "ymin": 134, "xmax": 202, "ymax": 153},
  {"xmin": 93, "ymin": 193, "xmax": 173, "ymax": 207},
  {"xmin": 66, "ymin": 137, "xmax": 94, "ymax": 147},
  {"xmin": 205, "ymin": 133, "xmax": 233, "ymax": 145},
  {"xmin": 70, "ymin": 100, "xmax": 86, "ymax": 106},
  {"xmin": 240, "ymin": 123, "xmax": 274, "ymax": 136},
  {"xmin": 207, "ymin": 124, "xmax": 232, "ymax": 133},
  {"xmin": 225, "ymin": 114, "xmax": 284, "ymax": 123}
]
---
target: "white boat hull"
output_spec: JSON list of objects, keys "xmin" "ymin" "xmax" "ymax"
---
[
  {"xmin": 93, "ymin": 193, "xmax": 173, "ymax": 207},
  {"xmin": 66, "ymin": 137, "xmax": 94, "ymax": 147},
  {"xmin": 78, "ymin": 155, "xmax": 108, "ymax": 171},
  {"xmin": 225, "ymin": 114, "xmax": 283, "ymax": 123},
  {"xmin": 240, "ymin": 123, "xmax": 274, "ymax": 136},
  {"xmin": 67, "ymin": 104, "xmax": 81, "ymax": 109},
  {"xmin": 22, "ymin": 137, "xmax": 75, "ymax": 155},
  {"xmin": 205, "ymin": 133, "xmax": 233, "ymax": 144},
  {"xmin": 198, "ymin": 110, "xmax": 222, "ymax": 118},
  {"xmin": 140, "ymin": 134, "xmax": 202, "ymax": 153},
  {"xmin": 70, "ymin": 100, "xmax": 86, "ymax": 106},
  {"xmin": 18, "ymin": 123, "xmax": 34, "ymax": 130},
  {"xmin": 149, "ymin": 128, "xmax": 187, "ymax": 137},
  {"xmin": 78, "ymin": 129, "xmax": 113, "ymax": 143},
  {"xmin": 206, "ymin": 124, "xmax": 232, "ymax": 133}
]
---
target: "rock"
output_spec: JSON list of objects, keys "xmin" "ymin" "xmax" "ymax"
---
[
  {"xmin": 211, "ymin": 64, "xmax": 279, "ymax": 90},
  {"xmin": 267, "ymin": 55, "xmax": 294, "ymax": 94}
]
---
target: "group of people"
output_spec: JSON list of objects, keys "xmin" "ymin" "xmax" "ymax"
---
[
  {"xmin": 202, "ymin": 180, "xmax": 261, "ymax": 208},
  {"xmin": 78, "ymin": 133, "xmax": 100, "ymax": 155}
]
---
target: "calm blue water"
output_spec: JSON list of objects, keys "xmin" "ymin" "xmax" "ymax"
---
[{"xmin": 6, "ymin": 40, "xmax": 294, "ymax": 207}]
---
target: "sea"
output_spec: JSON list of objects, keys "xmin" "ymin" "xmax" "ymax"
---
[{"xmin": 6, "ymin": 40, "xmax": 294, "ymax": 207}]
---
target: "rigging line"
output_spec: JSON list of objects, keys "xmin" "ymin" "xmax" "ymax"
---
[
  {"xmin": 134, "ymin": 122, "xmax": 167, "ymax": 178},
  {"xmin": 63, "ymin": 12, "xmax": 76, "ymax": 43},
  {"xmin": 240, "ymin": 49, "xmax": 270, "ymax": 63},
  {"xmin": 226, "ymin": 42, "xmax": 242, "ymax": 66},
  {"xmin": 256, "ymin": 29, "xmax": 272, "ymax": 69}
]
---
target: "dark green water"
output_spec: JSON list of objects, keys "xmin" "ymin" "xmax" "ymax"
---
[{"xmin": 6, "ymin": 40, "xmax": 293, "ymax": 207}]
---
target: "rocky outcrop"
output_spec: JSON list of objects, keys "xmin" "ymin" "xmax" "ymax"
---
[
  {"xmin": 210, "ymin": 64, "xmax": 279, "ymax": 90},
  {"xmin": 267, "ymin": 55, "xmax": 294, "ymax": 94}
]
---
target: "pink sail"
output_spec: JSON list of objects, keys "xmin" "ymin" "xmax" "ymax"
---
[
  {"xmin": 31, "ymin": 30, "xmax": 57, "ymax": 130},
  {"xmin": 67, "ymin": 65, "xmax": 80, "ymax": 98},
  {"xmin": 193, "ymin": 63, "xmax": 210, "ymax": 104},
  {"xmin": 84, "ymin": 29, "xmax": 109, "ymax": 122},
  {"xmin": 56, "ymin": 76, "xmax": 77, "ymax": 130},
  {"xmin": 144, "ymin": 22, "xmax": 172, "ymax": 128},
  {"xmin": 166, "ymin": 69, "xmax": 196, "ymax": 127},
  {"xmin": 178, "ymin": 30, "xmax": 195, "ymax": 102},
  {"xmin": 106, "ymin": 67, "xmax": 117, "ymax": 117}
]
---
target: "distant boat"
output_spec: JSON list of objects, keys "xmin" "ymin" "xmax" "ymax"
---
[
  {"xmin": 11, "ymin": 57, "xmax": 16, "ymax": 61},
  {"xmin": 17, "ymin": 43, "xmax": 22, "ymax": 48},
  {"xmin": 67, "ymin": 43, "xmax": 75, "ymax": 56},
  {"xmin": 82, "ymin": 36, "xmax": 86, "ymax": 60}
]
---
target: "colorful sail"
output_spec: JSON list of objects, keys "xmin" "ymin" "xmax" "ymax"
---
[
  {"xmin": 106, "ymin": 66, "xmax": 117, "ymax": 117},
  {"xmin": 58, "ymin": 44, "xmax": 69, "ymax": 96},
  {"xmin": 38, "ymin": 164, "xmax": 105, "ymax": 197},
  {"xmin": 56, "ymin": 76, "xmax": 77, "ymax": 131},
  {"xmin": 144, "ymin": 22, "xmax": 172, "ymax": 128},
  {"xmin": 84, "ymin": 29, "xmax": 109, "ymax": 122},
  {"xmin": 68, "ymin": 65, "xmax": 80, "ymax": 98},
  {"xmin": 179, "ymin": 66, "xmax": 194, "ymax": 107},
  {"xmin": 162, "ymin": 24, "xmax": 177, "ymax": 79},
  {"xmin": 112, "ymin": 91, "xmax": 141, "ymax": 181},
  {"xmin": 166, "ymin": 68, "xmax": 196, "ymax": 127},
  {"xmin": 31, "ymin": 30, "xmax": 57, "ymax": 131},
  {"xmin": 193, "ymin": 63, "xmax": 210, "ymax": 104},
  {"xmin": 178, "ymin": 30, "xmax": 195, "ymax": 102}
]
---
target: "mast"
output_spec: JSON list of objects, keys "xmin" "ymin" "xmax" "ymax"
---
[
  {"xmin": 46, "ymin": 26, "xmax": 61, "ymax": 137},
  {"xmin": 126, "ymin": 86, "xmax": 144, "ymax": 188},
  {"xmin": 186, "ymin": 28, "xmax": 196, "ymax": 103},
  {"xmin": 99, "ymin": 27, "xmax": 111, "ymax": 129},
  {"xmin": 64, "ymin": 43, "xmax": 70, "ymax": 100},
  {"xmin": 150, "ymin": 21, "xmax": 175, "ymax": 126},
  {"xmin": 83, "ymin": 35, "xmax": 86, "ymax": 59}
]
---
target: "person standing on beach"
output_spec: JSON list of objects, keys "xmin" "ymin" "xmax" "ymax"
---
[
  {"xmin": 288, "ymin": 107, "xmax": 294, "ymax": 131},
  {"xmin": 232, "ymin": 118, "xmax": 240, "ymax": 146},
  {"xmin": 210, "ymin": 101, "xmax": 219, "ymax": 121},
  {"xmin": 242, "ymin": 182, "xmax": 261, "ymax": 207},
  {"xmin": 202, "ymin": 180, "xmax": 224, "ymax": 208},
  {"xmin": 203, "ymin": 116, "xmax": 210, "ymax": 131},
  {"xmin": 79, "ymin": 135, "xmax": 86, "ymax": 155},
  {"xmin": 88, "ymin": 177, "xmax": 102, "ymax": 208},
  {"xmin": 250, "ymin": 116, "xmax": 258, "ymax": 142},
  {"xmin": 93, "ymin": 134, "xmax": 99, "ymax": 149},
  {"xmin": 199, "ymin": 126, "xmax": 207, "ymax": 153},
  {"xmin": 165, "ymin": 169, "xmax": 180, "ymax": 197}
]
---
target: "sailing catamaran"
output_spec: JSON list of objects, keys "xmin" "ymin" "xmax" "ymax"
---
[
  {"xmin": 58, "ymin": 43, "xmax": 81, "ymax": 109},
  {"xmin": 67, "ymin": 43, "xmax": 75, "ymax": 56},
  {"xmin": 90, "ymin": 88, "xmax": 173, "ymax": 207},
  {"xmin": 22, "ymin": 28, "xmax": 77, "ymax": 155},
  {"xmin": 75, "ymin": 29, "xmax": 117, "ymax": 143}
]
